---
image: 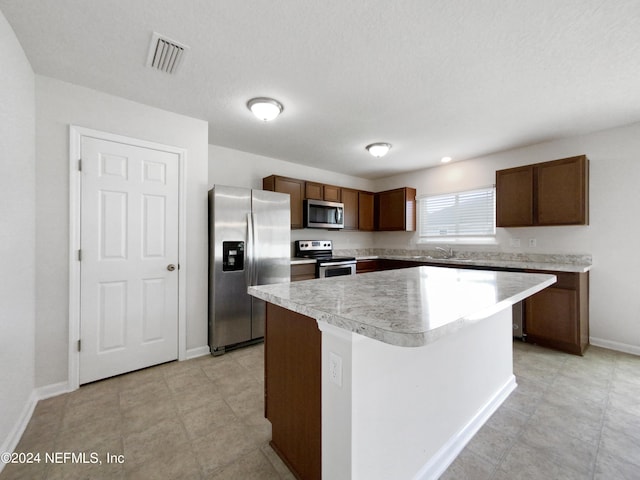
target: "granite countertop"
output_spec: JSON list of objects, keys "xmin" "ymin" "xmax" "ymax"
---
[
  {"xmin": 249, "ymin": 266, "xmax": 556, "ymax": 347},
  {"xmin": 291, "ymin": 250, "xmax": 592, "ymax": 272},
  {"xmin": 290, "ymin": 257, "xmax": 316, "ymax": 265},
  {"xmin": 356, "ymin": 255, "xmax": 591, "ymax": 273}
]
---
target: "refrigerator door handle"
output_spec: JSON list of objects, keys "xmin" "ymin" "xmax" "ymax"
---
[
  {"xmin": 246, "ymin": 212, "xmax": 254, "ymax": 287},
  {"xmin": 251, "ymin": 213, "xmax": 259, "ymax": 286},
  {"xmin": 247, "ymin": 212, "xmax": 259, "ymax": 286}
]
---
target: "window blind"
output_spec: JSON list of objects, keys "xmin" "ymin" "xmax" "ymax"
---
[{"xmin": 418, "ymin": 186, "xmax": 495, "ymax": 238}]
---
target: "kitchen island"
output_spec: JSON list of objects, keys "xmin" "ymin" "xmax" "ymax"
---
[{"xmin": 249, "ymin": 266, "xmax": 556, "ymax": 480}]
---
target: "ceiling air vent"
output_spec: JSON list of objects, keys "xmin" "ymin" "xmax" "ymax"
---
[{"xmin": 146, "ymin": 32, "xmax": 189, "ymax": 74}]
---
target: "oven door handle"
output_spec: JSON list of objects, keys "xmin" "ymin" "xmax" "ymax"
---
[{"xmin": 319, "ymin": 261, "xmax": 356, "ymax": 267}]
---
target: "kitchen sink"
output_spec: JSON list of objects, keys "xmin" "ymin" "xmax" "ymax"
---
[{"xmin": 423, "ymin": 256, "xmax": 474, "ymax": 262}]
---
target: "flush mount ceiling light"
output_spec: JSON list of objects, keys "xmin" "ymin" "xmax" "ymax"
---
[
  {"xmin": 441, "ymin": 156, "xmax": 452, "ymax": 163},
  {"xmin": 366, "ymin": 143, "xmax": 392, "ymax": 158},
  {"xmin": 247, "ymin": 97, "xmax": 283, "ymax": 121}
]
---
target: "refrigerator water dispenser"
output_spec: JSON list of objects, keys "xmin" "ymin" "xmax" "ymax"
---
[{"xmin": 222, "ymin": 241, "xmax": 245, "ymax": 271}]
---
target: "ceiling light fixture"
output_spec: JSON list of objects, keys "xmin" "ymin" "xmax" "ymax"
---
[
  {"xmin": 366, "ymin": 143, "xmax": 392, "ymax": 158},
  {"xmin": 441, "ymin": 156, "xmax": 452, "ymax": 163},
  {"xmin": 247, "ymin": 97, "xmax": 283, "ymax": 121}
]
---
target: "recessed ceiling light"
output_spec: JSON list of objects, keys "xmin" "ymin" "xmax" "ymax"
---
[
  {"xmin": 247, "ymin": 97, "xmax": 283, "ymax": 121},
  {"xmin": 366, "ymin": 143, "xmax": 392, "ymax": 158},
  {"xmin": 441, "ymin": 156, "xmax": 452, "ymax": 163}
]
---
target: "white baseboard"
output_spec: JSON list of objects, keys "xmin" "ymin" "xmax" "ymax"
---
[
  {"xmin": 0, "ymin": 390, "xmax": 38, "ymax": 473},
  {"xmin": 185, "ymin": 345, "xmax": 210, "ymax": 360},
  {"xmin": 35, "ymin": 381, "xmax": 73, "ymax": 400},
  {"xmin": 413, "ymin": 375, "xmax": 517, "ymax": 480},
  {"xmin": 0, "ymin": 382, "xmax": 73, "ymax": 474},
  {"xmin": 590, "ymin": 337, "xmax": 640, "ymax": 356},
  {"xmin": 1, "ymin": 346, "xmax": 213, "ymax": 474}
]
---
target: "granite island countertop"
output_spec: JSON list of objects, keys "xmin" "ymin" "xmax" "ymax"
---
[{"xmin": 249, "ymin": 266, "xmax": 556, "ymax": 347}]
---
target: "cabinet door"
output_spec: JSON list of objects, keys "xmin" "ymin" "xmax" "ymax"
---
[
  {"xmin": 265, "ymin": 304, "xmax": 321, "ymax": 480},
  {"xmin": 264, "ymin": 176, "xmax": 305, "ymax": 229},
  {"xmin": 525, "ymin": 287, "xmax": 578, "ymax": 345},
  {"xmin": 305, "ymin": 182, "xmax": 323, "ymax": 200},
  {"xmin": 376, "ymin": 188, "xmax": 416, "ymax": 231},
  {"xmin": 358, "ymin": 192, "xmax": 375, "ymax": 231},
  {"xmin": 376, "ymin": 189, "xmax": 405, "ymax": 230},
  {"xmin": 496, "ymin": 166, "xmax": 534, "ymax": 227},
  {"xmin": 341, "ymin": 188, "xmax": 359, "ymax": 230},
  {"xmin": 323, "ymin": 185, "xmax": 341, "ymax": 202},
  {"xmin": 537, "ymin": 155, "xmax": 588, "ymax": 225}
]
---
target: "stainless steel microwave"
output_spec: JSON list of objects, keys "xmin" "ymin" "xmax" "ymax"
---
[{"xmin": 303, "ymin": 199, "xmax": 344, "ymax": 229}]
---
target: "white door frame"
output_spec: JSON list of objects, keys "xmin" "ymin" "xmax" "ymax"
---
[{"xmin": 68, "ymin": 125, "xmax": 188, "ymax": 390}]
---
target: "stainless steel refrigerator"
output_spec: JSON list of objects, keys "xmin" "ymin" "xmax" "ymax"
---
[{"xmin": 208, "ymin": 185, "xmax": 291, "ymax": 355}]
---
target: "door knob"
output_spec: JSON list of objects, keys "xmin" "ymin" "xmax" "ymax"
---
[{"xmin": 167, "ymin": 264, "xmax": 176, "ymax": 271}]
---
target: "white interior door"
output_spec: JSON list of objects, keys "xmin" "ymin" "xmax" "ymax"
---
[{"xmin": 79, "ymin": 136, "xmax": 179, "ymax": 384}]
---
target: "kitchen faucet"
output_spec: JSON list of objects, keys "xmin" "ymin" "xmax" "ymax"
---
[{"xmin": 434, "ymin": 246, "xmax": 454, "ymax": 259}]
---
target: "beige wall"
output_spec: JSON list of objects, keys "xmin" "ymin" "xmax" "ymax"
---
[
  {"xmin": 35, "ymin": 76, "xmax": 210, "ymax": 388},
  {"xmin": 372, "ymin": 122, "xmax": 640, "ymax": 354},
  {"xmin": 209, "ymin": 144, "xmax": 376, "ymax": 251},
  {"xmin": 0, "ymin": 9, "xmax": 36, "ymax": 457}
]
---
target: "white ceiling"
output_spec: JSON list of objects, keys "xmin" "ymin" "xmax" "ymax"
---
[{"xmin": 3, "ymin": 0, "xmax": 640, "ymax": 179}]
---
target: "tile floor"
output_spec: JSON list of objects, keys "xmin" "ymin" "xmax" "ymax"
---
[
  {"xmin": 442, "ymin": 342, "xmax": 640, "ymax": 480},
  {"xmin": 1, "ymin": 341, "xmax": 639, "ymax": 479}
]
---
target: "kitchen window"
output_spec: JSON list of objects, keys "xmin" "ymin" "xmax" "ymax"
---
[{"xmin": 417, "ymin": 186, "xmax": 496, "ymax": 243}]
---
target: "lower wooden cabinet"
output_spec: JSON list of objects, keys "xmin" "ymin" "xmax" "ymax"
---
[
  {"xmin": 524, "ymin": 270, "xmax": 589, "ymax": 355},
  {"xmin": 291, "ymin": 263, "xmax": 316, "ymax": 282},
  {"xmin": 357, "ymin": 259, "xmax": 422, "ymax": 273},
  {"xmin": 356, "ymin": 259, "xmax": 380, "ymax": 273},
  {"xmin": 265, "ymin": 303, "xmax": 321, "ymax": 480},
  {"xmin": 356, "ymin": 259, "xmax": 589, "ymax": 355}
]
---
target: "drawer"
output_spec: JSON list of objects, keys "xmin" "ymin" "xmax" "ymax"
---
[
  {"xmin": 356, "ymin": 259, "xmax": 381, "ymax": 273},
  {"xmin": 291, "ymin": 263, "xmax": 316, "ymax": 281}
]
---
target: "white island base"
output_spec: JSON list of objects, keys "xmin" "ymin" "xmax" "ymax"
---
[
  {"xmin": 252, "ymin": 267, "xmax": 556, "ymax": 480},
  {"xmin": 319, "ymin": 307, "xmax": 514, "ymax": 480}
]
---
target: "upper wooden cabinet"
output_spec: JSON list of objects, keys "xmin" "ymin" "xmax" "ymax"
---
[
  {"xmin": 305, "ymin": 182, "xmax": 323, "ymax": 200},
  {"xmin": 496, "ymin": 155, "xmax": 588, "ymax": 227},
  {"xmin": 358, "ymin": 191, "xmax": 375, "ymax": 231},
  {"xmin": 305, "ymin": 182, "xmax": 341, "ymax": 202},
  {"xmin": 375, "ymin": 187, "xmax": 417, "ymax": 231},
  {"xmin": 341, "ymin": 188, "xmax": 359, "ymax": 230},
  {"xmin": 495, "ymin": 166, "xmax": 534, "ymax": 227},
  {"xmin": 263, "ymin": 175, "xmax": 305, "ymax": 229},
  {"xmin": 537, "ymin": 156, "xmax": 588, "ymax": 225},
  {"xmin": 323, "ymin": 184, "xmax": 341, "ymax": 202},
  {"xmin": 264, "ymin": 174, "xmax": 415, "ymax": 232}
]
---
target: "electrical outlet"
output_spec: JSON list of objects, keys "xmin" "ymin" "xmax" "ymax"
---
[
  {"xmin": 329, "ymin": 352, "xmax": 343, "ymax": 387},
  {"xmin": 529, "ymin": 238, "xmax": 537, "ymax": 248}
]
